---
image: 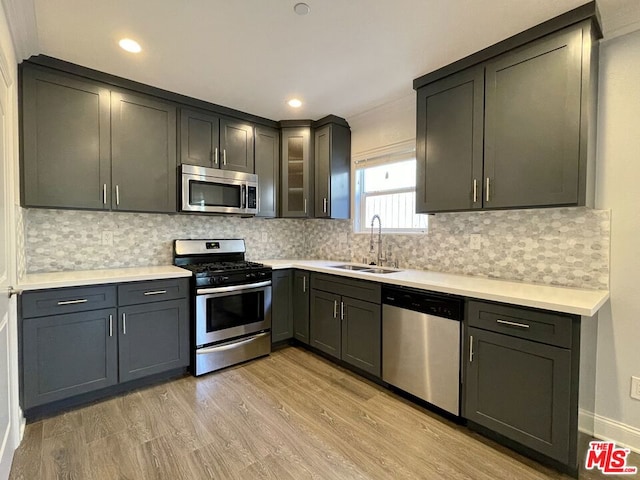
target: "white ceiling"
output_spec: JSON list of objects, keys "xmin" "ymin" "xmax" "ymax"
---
[{"xmin": 9, "ymin": 0, "xmax": 640, "ymax": 121}]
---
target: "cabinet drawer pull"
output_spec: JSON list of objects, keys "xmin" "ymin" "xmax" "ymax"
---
[
  {"xmin": 214, "ymin": 147, "xmax": 219, "ymax": 165},
  {"xmin": 304, "ymin": 198, "xmax": 307, "ymax": 214},
  {"xmin": 302, "ymin": 276, "xmax": 306, "ymax": 293},
  {"xmin": 115, "ymin": 185, "xmax": 120, "ymax": 206},
  {"xmin": 103, "ymin": 184, "xmax": 107, "ymax": 205},
  {"xmin": 485, "ymin": 178, "xmax": 490, "ymax": 202},
  {"xmin": 57, "ymin": 299, "xmax": 88, "ymax": 305},
  {"xmin": 109, "ymin": 314, "xmax": 113, "ymax": 337},
  {"xmin": 333, "ymin": 300, "xmax": 338, "ymax": 319},
  {"xmin": 143, "ymin": 290, "xmax": 167, "ymax": 296},
  {"xmin": 340, "ymin": 301, "xmax": 344, "ymax": 320},
  {"xmin": 496, "ymin": 319, "xmax": 530, "ymax": 329},
  {"xmin": 223, "ymin": 149, "xmax": 227, "ymax": 166},
  {"xmin": 123, "ymin": 313, "xmax": 127, "ymax": 334},
  {"xmin": 473, "ymin": 179, "xmax": 478, "ymax": 203},
  {"xmin": 323, "ymin": 197, "xmax": 328, "ymax": 213},
  {"xmin": 469, "ymin": 335, "xmax": 474, "ymax": 362}
]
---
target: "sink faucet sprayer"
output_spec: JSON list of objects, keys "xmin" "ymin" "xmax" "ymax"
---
[{"xmin": 369, "ymin": 215, "xmax": 387, "ymax": 266}]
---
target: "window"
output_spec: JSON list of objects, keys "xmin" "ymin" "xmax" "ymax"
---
[{"xmin": 354, "ymin": 149, "xmax": 428, "ymax": 233}]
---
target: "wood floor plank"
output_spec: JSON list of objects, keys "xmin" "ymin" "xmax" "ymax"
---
[
  {"xmin": 8, "ymin": 421, "xmax": 43, "ymax": 480},
  {"xmin": 11, "ymin": 346, "xmax": 606, "ymax": 480}
]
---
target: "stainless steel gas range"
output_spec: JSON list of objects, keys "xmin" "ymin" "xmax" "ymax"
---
[{"xmin": 173, "ymin": 239, "xmax": 272, "ymax": 376}]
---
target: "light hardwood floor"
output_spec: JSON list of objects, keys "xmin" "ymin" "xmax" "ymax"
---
[{"xmin": 9, "ymin": 347, "xmax": 637, "ymax": 479}]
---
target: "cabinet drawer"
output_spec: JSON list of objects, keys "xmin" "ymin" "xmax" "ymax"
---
[
  {"xmin": 468, "ymin": 300, "xmax": 573, "ymax": 348},
  {"xmin": 21, "ymin": 286, "xmax": 117, "ymax": 318},
  {"xmin": 118, "ymin": 278, "xmax": 189, "ymax": 306},
  {"xmin": 311, "ymin": 273, "xmax": 381, "ymax": 303}
]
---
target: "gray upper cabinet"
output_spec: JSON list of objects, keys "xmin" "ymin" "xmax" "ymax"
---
[
  {"xmin": 314, "ymin": 122, "xmax": 351, "ymax": 219},
  {"xmin": 111, "ymin": 92, "xmax": 177, "ymax": 213},
  {"xmin": 255, "ymin": 126, "xmax": 280, "ymax": 218},
  {"xmin": 180, "ymin": 109, "xmax": 220, "ymax": 168},
  {"xmin": 415, "ymin": 20, "xmax": 598, "ymax": 213},
  {"xmin": 483, "ymin": 28, "xmax": 583, "ymax": 208},
  {"xmin": 179, "ymin": 109, "xmax": 254, "ymax": 173},
  {"xmin": 416, "ymin": 66, "xmax": 484, "ymax": 213},
  {"xmin": 281, "ymin": 127, "xmax": 314, "ymax": 217},
  {"xmin": 21, "ymin": 68, "xmax": 111, "ymax": 210},
  {"xmin": 220, "ymin": 118, "xmax": 254, "ymax": 173}
]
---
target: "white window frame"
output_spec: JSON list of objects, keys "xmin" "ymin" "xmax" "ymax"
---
[{"xmin": 352, "ymin": 140, "xmax": 428, "ymax": 234}]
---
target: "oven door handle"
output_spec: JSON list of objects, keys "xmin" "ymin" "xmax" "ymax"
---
[
  {"xmin": 196, "ymin": 332, "xmax": 270, "ymax": 354},
  {"xmin": 196, "ymin": 281, "xmax": 271, "ymax": 295}
]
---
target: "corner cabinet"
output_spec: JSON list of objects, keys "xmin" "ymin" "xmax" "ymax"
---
[
  {"xmin": 415, "ymin": 20, "xmax": 599, "ymax": 213},
  {"xmin": 271, "ymin": 270, "xmax": 293, "ymax": 343},
  {"xmin": 20, "ymin": 65, "xmax": 178, "ymax": 213},
  {"xmin": 254, "ymin": 126, "xmax": 280, "ymax": 218},
  {"xmin": 314, "ymin": 120, "xmax": 351, "ymax": 219},
  {"xmin": 309, "ymin": 273, "xmax": 381, "ymax": 376},
  {"xmin": 20, "ymin": 278, "xmax": 190, "ymax": 414},
  {"xmin": 292, "ymin": 270, "xmax": 310, "ymax": 344},
  {"xmin": 281, "ymin": 127, "xmax": 314, "ymax": 217}
]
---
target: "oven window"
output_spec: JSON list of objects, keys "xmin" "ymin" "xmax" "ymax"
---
[
  {"xmin": 206, "ymin": 290, "xmax": 265, "ymax": 332},
  {"xmin": 190, "ymin": 180, "xmax": 241, "ymax": 208}
]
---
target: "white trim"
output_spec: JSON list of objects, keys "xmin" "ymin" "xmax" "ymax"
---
[
  {"xmin": 603, "ymin": 21, "xmax": 640, "ymax": 42},
  {"xmin": 352, "ymin": 139, "xmax": 416, "ymax": 163},
  {"xmin": 591, "ymin": 412, "xmax": 640, "ymax": 454},
  {"xmin": 0, "ymin": 0, "xmax": 38, "ymax": 61},
  {"xmin": 579, "ymin": 408, "xmax": 595, "ymax": 436}
]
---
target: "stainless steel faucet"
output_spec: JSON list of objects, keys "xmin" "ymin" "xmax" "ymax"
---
[{"xmin": 369, "ymin": 214, "xmax": 386, "ymax": 266}]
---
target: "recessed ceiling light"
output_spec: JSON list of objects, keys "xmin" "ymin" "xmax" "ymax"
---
[
  {"xmin": 118, "ymin": 38, "xmax": 142, "ymax": 53},
  {"xmin": 288, "ymin": 98, "xmax": 303, "ymax": 108},
  {"xmin": 293, "ymin": 3, "xmax": 310, "ymax": 15}
]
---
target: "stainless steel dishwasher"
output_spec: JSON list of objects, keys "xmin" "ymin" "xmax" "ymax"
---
[{"xmin": 382, "ymin": 285, "xmax": 463, "ymax": 416}]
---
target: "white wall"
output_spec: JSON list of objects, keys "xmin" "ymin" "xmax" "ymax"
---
[{"xmin": 594, "ymin": 28, "xmax": 640, "ymax": 451}]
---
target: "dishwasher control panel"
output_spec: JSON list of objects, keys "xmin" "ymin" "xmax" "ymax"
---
[{"xmin": 382, "ymin": 286, "xmax": 463, "ymax": 321}]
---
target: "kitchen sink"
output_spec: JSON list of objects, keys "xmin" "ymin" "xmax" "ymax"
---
[
  {"xmin": 330, "ymin": 264, "xmax": 372, "ymax": 271},
  {"xmin": 330, "ymin": 264, "xmax": 401, "ymax": 274}
]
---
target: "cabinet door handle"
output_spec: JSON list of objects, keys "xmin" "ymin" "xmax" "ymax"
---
[
  {"xmin": 214, "ymin": 147, "xmax": 219, "ymax": 166},
  {"xmin": 496, "ymin": 319, "xmax": 530, "ymax": 329},
  {"xmin": 115, "ymin": 185, "xmax": 120, "ymax": 206},
  {"xmin": 223, "ymin": 149, "xmax": 227, "ymax": 166},
  {"xmin": 109, "ymin": 314, "xmax": 113, "ymax": 337},
  {"xmin": 323, "ymin": 197, "xmax": 328, "ymax": 213},
  {"xmin": 473, "ymin": 179, "xmax": 477, "ymax": 203},
  {"xmin": 57, "ymin": 299, "xmax": 88, "ymax": 305},
  {"xmin": 304, "ymin": 198, "xmax": 307, "ymax": 214},
  {"xmin": 144, "ymin": 290, "xmax": 167, "ymax": 296},
  {"xmin": 122, "ymin": 313, "xmax": 127, "ymax": 335},
  {"xmin": 469, "ymin": 335, "xmax": 474, "ymax": 362},
  {"xmin": 103, "ymin": 184, "xmax": 107, "ymax": 205},
  {"xmin": 485, "ymin": 178, "xmax": 490, "ymax": 202},
  {"xmin": 302, "ymin": 276, "xmax": 306, "ymax": 293},
  {"xmin": 333, "ymin": 300, "xmax": 338, "ymax": 319},
  {"xmin": 340, "ymin": 301, "xmax": 344, "ymax": 320}
]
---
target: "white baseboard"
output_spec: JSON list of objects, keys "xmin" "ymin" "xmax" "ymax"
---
[{"xmin": 585, "ymin": 412, "xmax": 640, "ymax": 454}]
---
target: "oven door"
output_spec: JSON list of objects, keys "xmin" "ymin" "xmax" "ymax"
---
[{"xmin": 195, "ymin": 281, "xmax": 272, "ymax": 346}]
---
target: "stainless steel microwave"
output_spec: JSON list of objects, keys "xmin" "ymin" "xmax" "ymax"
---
[{"xmin": 181, "ymin": 164, "xmax": 258, "ymax": 215}]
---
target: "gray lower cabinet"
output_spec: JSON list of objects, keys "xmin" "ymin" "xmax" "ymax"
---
[
  {"xmin": 118, "ymin": 299, "xmax": 189, "ymax": 382},
  {"xmin": 271, "ymin": 270, "xmax": 293, "ymax": 343},
  {"xmin": 292, "ymin": 270, "xmax": 310, "ymax": 344},
  {"xmin": 309, "ymin": 273, "xmax": 381, "ymax": 376},
  {"xmin": 21, "ymin": 278, "xmax": 190, "ymax": 411},
  {"xmin": 22, "ymin": 308, "xmax": 118, "ymax": 409},
  {"xmin": 255, "ymin": 126, "xmax": 280, "ymax": 218},
  {"xmin": 464, "ymin": 300, "xmax": 577, "ymax": 466}
]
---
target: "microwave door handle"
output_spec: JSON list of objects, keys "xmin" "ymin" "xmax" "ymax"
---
[
  {"xmin": 242, "ymin": 185, "xmax": 247, "ymax": 209},
  {"xmin": 239, "ymin": 185, "xmax": 245, "ymax": 209},
  {"xmin": 245, "ymin": 184, "xmax": 250, "ymax": 210}
]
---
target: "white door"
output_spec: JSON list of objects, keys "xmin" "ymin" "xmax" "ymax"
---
[{"xmin": 0, "ymin": 42, "xmax": 19, "ymax": 479}]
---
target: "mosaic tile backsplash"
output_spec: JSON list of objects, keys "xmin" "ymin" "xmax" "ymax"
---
[{"xmin": 23, "ymin": 206, "xmax": 610, "ymax": 290}]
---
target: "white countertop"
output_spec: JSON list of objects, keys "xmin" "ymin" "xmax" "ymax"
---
[
  {"xmin": 259, "ymin": 259, "xmax": 609, "ymax": 317},
  {"xmin": 18, "ymin": 266, "xmax": 192, "ymax": 291}
]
